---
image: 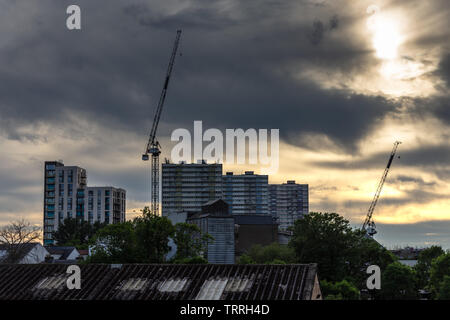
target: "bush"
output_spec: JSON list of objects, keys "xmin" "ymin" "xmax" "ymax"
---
[{"xmin": 320, "ymin": 279, "xmax": 360, "ymax": 300}]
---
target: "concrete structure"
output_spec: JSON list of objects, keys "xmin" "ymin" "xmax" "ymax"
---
[
  {"xmin": 234, "ymin": 215, "xmax": 278, "ymax": 256},
  {"xmin": 187, "ymin": 199, "xmax": 235, "ymax": 264},
  {"xmin": 0, "ymin": 263, "xmax": 322, "ymax": 300},
  {"xmin": 161, "ymin": 161, "xmax": 223, "ymax": 216},
  {"xmin": 43, "ymin": 161, "xmax": 126, "ymax": 245},
  {"xmin": 86, "ymin": 187, "xmax": 126, "ymax": 225},
  {"xmin": 0, "ymin": 243, "xmax": 49, "ymax": 264},
  {"xmin": 223, "ymin": 171, "xmax": 269, "ymax": 215},
  {"xmin": 45, "ymin": 246, "xmax": 80, "ymax": 261},
  {"xmin": 269, "ymin": 180, "xmax": 309, "ymax": 230}
]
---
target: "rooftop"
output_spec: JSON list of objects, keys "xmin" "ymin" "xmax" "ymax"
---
[{"xmin": 0, "ymin": 263, "xmax": 320, "ymax": 300}]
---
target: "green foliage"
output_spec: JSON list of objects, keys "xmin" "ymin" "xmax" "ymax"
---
[
  {"xmin": 173, "ymin": 256, "xmax": 209, "ymax": 264},
  {"xmin": 414, "ymin": 246, "xmax": 445, "ymax": 290},
  {"xmin": 437, "ymin": 276, "xmax": 450, "ymax": 300},
  {"xmin": 134, "ymin": 208, "xmax": 175, "ymax": 263},
  {"xmin": 88, "ymin": 207, "xmax": 175, "ymax": 263},
  {"xmin": 289, "ymin": 212, "xmax": 395, "ymax": 286},
  {"xmin": 321, "ymin": 279, "xmax": 360, "ymax": 300},
  {"xmin": 430, "ymin": 253, "xmax": 450, "ymax": 295},
  {"xmin": 237, "ymin": 254, "xmax": 256, "ymax": 264},
  {"xmin": 172, "ymin": 223, "xmax": 213, "ymax": 261},
  {"xmin": 88, "ymin": 221, "xmax": 137, "ymax": 263},
  {"xmin": 380, "ymin": 262, "xmax": 417, "ymax": 300},
  {"xmin": 52, "ymin": 218, "xmax": 106, "ymax": 248},
  {"xmin": 240, "ymin": 243, "xmax": 296, "ymax": 265},
  {"xmin": 88, "ymin": 207, "xmax": 215, "ymax": 264}
]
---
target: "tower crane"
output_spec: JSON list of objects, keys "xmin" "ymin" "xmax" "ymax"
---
[
  {"xmin": 362, "ymin": 141, "xmax": 401, "ymax": 237},
  {"xmin": 142, "ymin": 30, "xmax": 182, "ymax": 215}
]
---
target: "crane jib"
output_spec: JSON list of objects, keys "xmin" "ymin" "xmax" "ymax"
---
[{"xmin": 386, "ymin": 154, "xmax": 394, "ymax": 169}]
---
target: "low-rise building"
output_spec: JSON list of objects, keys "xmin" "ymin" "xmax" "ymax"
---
[
  {"xmin": 45, "ymin": 246, "xmax": 80, "ymax": 262},
  {"xmin": 187, "ymin": 199, "xmax": 235, "ymax": 264},
  {"xmin": 0, "ymin": 263, "xmax": 322, "ymax": 300},
  {"xmin": 234, "ymin": 215, "xmax": 278, "ymax": 256},
  {"xmin": 0, "ymin": 243, "xmax": 49, "ymax": 264}
]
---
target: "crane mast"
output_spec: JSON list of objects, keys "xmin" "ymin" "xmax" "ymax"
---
[
  {"xmin": 362, "ymin": 141, "xmax": 401, "ymax": 237},
  {"xmin": 142, "ymin": 30, "xmax": 182, "ymax": 215}
]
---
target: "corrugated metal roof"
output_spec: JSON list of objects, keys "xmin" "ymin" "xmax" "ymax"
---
[{"xmin": 0, "ymin": 263, "xmax": 318, "ymax": 300}]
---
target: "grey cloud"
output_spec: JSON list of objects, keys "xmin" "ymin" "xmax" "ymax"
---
[
  {"xmin": 0, "ymin": 0, "xmax": 397, "ymax": 154},
  {"xmin": 312, "ymin": 144, "xmax": 450, "ymax": 171},
  {"xmin": 437, "ymin": 53, "xmax": 450, "ymax": 88},
  {"xmin": 375, "ymin": 220, "xmax": 450, "ymax": 250},
  {"xmin": 307, "ymin": 15, "xmax": 339, "ymax": 45}
]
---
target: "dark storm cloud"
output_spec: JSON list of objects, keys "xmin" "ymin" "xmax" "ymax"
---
[
  {"xmin": 0, "ymin": 0, "xmax": 398, "ymax": 154},
  {"xmin": 313, "ymin": 144, "xmax": 450, "ymax": 171},
  {"xmin": 437, "ymin": 53, "xmax": 450, "ymax": 88},
  {"xmin": 307, "ymin": 15, "xmax": 339, "ymax": 45}
]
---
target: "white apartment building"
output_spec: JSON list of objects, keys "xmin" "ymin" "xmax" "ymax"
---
[
  {"xmin": 43, "ymin": 161, "xmax": 126, "ymax": 245},
  {"xmin": 269, "ymin": 180, "xmax": 309, "ymax": 231},
  {"xmin": 161, "ymin": 161, "xmax": 223, "ymax": 216},
  {"xmin": 223, "ymin": 171, "xmax": 269, "ymax": 215}
]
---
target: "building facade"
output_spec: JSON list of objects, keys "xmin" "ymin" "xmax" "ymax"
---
[
  {"xmin": 187, "ymin": 199, "xmax": 235, "ymax": 264},
  {"xmin": 86, "ymin": 187, "xmax": 126, "ymax": 225},
  {"xmin": 161, "ymin": 161, "xmax": 223, "ymax": 216},
  {"xmin": 223, "ymin": 171, "xmax": 269, "ymax": 215},
  {"xmin": 269, "ymin": 180, "xmax": 309, "ymax": 231},
  {"xmin": 43, "ymin": 161, "xmax": 126, "ymax": 245}
]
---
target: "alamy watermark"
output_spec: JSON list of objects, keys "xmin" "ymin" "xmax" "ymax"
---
[
  {"xmin": 170, "ymin": 121, "xmax": 280, "ymax": 175},
  {"xmin": 366, "ymin": 265, "xmax": 381, "ymax": 290}
]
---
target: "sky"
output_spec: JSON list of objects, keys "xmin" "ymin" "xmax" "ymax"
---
[{"xmin": 0, "ymin": 0, "xmax": 449, "ymax": 249}]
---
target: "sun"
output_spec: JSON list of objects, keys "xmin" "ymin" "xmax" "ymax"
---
[
  {"xmin": 367, "ymin": 6, "xmax": 403, "ymax": 60},
  {"xmin": 372, "ymin": 20, "xmax": 401, "ymax": 60}
]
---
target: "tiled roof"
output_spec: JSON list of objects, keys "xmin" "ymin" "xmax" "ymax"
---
[
  {"xmin": 0, "ymin": 243, "xmax": 40, "ymax": 263},
  {"xmin": 0, "ymin": 263, "xmax": 318, "ymax": 300},
  {"xmin": 46, "ymin": 247, "xmax": 77, "ymax": 260}
]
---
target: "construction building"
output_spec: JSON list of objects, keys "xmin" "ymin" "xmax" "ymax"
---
[
  {"xmin": 269, "ymin": 180, "xmax": 309, "ymax": 230},
  {"xmin": 223, "ymin": 171, "xmax": 269, "ymax": 215},
  {"xmin": 161, "ymin": 161, "xmax": 222, "ymax": 216},
  {"xmin": 43, "ymin": 161, "xmax": 126, "ymax": 245}
]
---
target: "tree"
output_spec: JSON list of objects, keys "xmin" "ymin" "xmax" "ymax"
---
[
  {"xmin": 134, "ymin": 207, "xmax": 175, "ymax": 263},
  {"xmin": 380, "ymin": 262, "xmax": 417, "ymax": 300},
  {"xmin": 437, "ymin": 276, "xmax": 450, "ymax": 300},
  {"xmin": 0, "ymin": 219, "xmax": 41, "ymax": 263},
  {"xmin": 414, "ymin": 245, "xmax": 445, "ymax": 290},
  {"xmin": 172, "ymin": 223, "xmax": 213, "ymax": 262},
  {"xmin": 238, "ymin": 243, "xmax": 296, "ymax": 265},
  {"xmin": 430, "ymin": 253, "xmax": 450, "ymax": 296},
  {"xmin": 320, "ymin": 280, "xmax": 360, "ymax": 300},
  {"xmin": 88, "ymin": 222, "xmax": 138, "ymax": 263},
  {"xmin": 290, "ymin": 212, "xmax": 356, "ymax": 282},
  {"xmin": 52, "ymin": 217, "xmax": 106, "ymax": 248},
  {"xmin": 344, "ymin": 233, "xmax": 397, "ymax": 287}
]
